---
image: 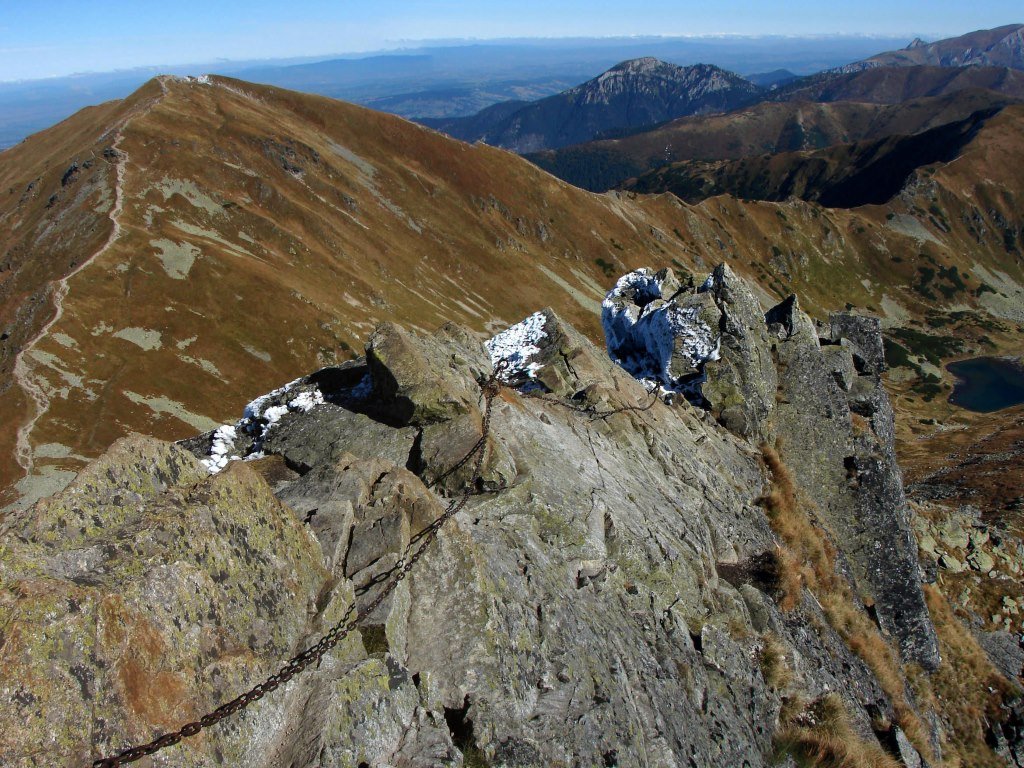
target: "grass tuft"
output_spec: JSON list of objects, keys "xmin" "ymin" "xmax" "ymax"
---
[
  {"xmin": 759, "ymin": 443, "xmax": 936, "ymax": 763},
  {"xmin": 776, "ymin": 694, "xmax": 901, "ymax": 768}
]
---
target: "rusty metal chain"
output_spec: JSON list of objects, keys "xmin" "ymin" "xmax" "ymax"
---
[
  {"xmin": 89, "ymin": 360, "xmax": 649, "ymax": 767},
  {"xmin": 90, "ymin": 369, "xmax": 504, "ymax": 768}
]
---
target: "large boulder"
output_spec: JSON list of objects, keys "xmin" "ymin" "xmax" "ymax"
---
[{"xmin": 366, "ymin": 322, "xmax": 490, "ymax": 426}]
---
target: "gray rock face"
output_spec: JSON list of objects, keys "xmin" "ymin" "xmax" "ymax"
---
[
  {"xmin": 829, "ymin": 313, "xmax": 887, "ymax": 376},
  {"xmin": 1, "ymin": 271, "xmax": 942, "ymax": 767},
  {"xmin": 977, "ymin": 631, "xmax": 1024, "ymax": 682},
  {"xmin": 602, "ymin": 267, "xmax": 938, "ymax": 670},
  {"xmin": 771, "ymin": 309, "xmax": 940, "ymax": 671},
  {"xmin": 699, "ymin": 264, "xmax": 778, "ymax": 443}
]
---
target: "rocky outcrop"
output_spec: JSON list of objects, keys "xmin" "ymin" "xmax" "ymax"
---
[
  {"xmin": 603, "ymin": 266, "xmax": 939, "ymax": 670},
  {"xmin": 1, "ymin": 269, "xmax": 942, "ymax": 767},
  {"xmin": 771, "ymin": 309, "xmax": 939, "ymax": 671}
]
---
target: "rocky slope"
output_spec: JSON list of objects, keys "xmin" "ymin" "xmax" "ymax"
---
[
  {"xmin": 419, "ymin": 58, "xmax": 763, "ymax": 153},
  {"xmin": 8, "ymin": 264, "xmax": 1021, "ymax": 767},
  {"xmin": 836, "ymin": 24, "xmax": 1024, "ymax": 73}
]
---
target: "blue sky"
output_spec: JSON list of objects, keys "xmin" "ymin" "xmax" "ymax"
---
[{"xmin": 1, "ymin": 0, "xmax": 1020, "ymax": 81}]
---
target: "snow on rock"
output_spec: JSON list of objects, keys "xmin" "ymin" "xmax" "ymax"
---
[
  {"xmin": 199, "ymin": 373, "xmax": 341, "ymax": 474},
  {"xmin": 289, "ymin": 390, "xmax": 325, "ymax": 411},
  {"xmin": 486, "ymin": 311, "xmax": 549, "ymax": 383},
  {"xmin": 348, "ymin": 372, "xmax": 372, "ymax": 401},
  {"xmin": 202, "ymin": 424, "xmax": 241, "ymax": 473},
  {"xmin": 602, "ymin": 267, "xmax": 720, "ymax": 393}
]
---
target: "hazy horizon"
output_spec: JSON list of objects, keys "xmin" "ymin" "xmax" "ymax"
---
[
  {"xmin": 0, "ymin": 34, "xmax": 922, "ymax": 86},
  {"xmin": 2, "ymin": 0, "xmax": 1021, "ymax": 81}
]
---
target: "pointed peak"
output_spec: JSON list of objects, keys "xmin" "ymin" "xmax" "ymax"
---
[{"xmin": 905, "ymin": 37, "xmax": 928, "ymax": 49}]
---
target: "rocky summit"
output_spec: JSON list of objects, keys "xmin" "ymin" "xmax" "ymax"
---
[
  {"xmin": 419, "ymin": 59, "xmax": 762, "ymax": 153},
  {"xmin": 7, "ymin": 264, "xmax": 1016, "ymax": 768}
]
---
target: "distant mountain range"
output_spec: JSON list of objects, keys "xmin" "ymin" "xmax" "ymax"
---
[
  {"xmin": 528, "ymin": 88, "xmax": 1021, "ymax": 191},
  {"xmin": 0, "ymin": 34, "xmax": 909, "ymax": 151},
  {"xmin": 416, "ymin": 24, "xmax": 1024, "ymax": 161},
  {"xmin": 836, "ymin": 23, "xmax": 1024, "ymax": 72},
  {"xmin": 419, "ymin": 59, "xmax": 762, "ymax": 153},
  {"xmin": 774, "ymin": 62, "xmax": 1024, "ymax": 104}
]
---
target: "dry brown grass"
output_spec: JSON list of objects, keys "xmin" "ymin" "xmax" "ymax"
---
[
  {"xmin": 760, "ymin": 632, "xmax": 794, "ymax": 690},
  {"xmin": 776, "ymin": 694, "xmax": 902, "ymax": 768},
  {"xmin": 850, "ymin": 413, "xmax": 871, "ymax": 437},
  {"xmin": 757, "ymin": 446, "xmax": 836, "ymax": 609},
  {"xmin": 759, "ymin": 443, "xmax": 936, "ymax": 763},
  {"xmin": 760, "ymin": 445, "xmax": 1020, "ymax": 766},
  {"xmin": 903, "ymin": 585, "xmax": 1013, "ymax": 768}
]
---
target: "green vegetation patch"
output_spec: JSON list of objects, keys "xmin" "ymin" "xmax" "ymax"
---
[
  {"xmin": 886, "ymin": 328, "xmax": 963, "ymax": 367},
  {"xmin": 595, "ymin": 257, "xmax": 616, "ymax": 277},
  {"xmin": 883, "ymin": 338, "xmax": 914, "ymax": 369}
]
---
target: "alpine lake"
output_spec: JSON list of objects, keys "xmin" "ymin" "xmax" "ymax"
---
[{"xmin": 946, "ymin": 356, "xmax": 1024, "ymax": 413}]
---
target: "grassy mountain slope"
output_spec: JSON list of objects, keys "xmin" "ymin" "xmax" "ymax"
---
[
  {"xmin": 2, "ymin": 76, "xmax": 1023, "ymax": 520},
  {"xmin": 527, "ymin": 89, "xmax": 1019, "ymax": 191},
  {"xmin": 624, "ymin": 107, "xmax": 1001, "ymax": 206}
]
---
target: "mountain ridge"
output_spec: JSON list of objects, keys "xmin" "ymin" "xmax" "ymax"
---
[
  {"xmin": 4, "ymin": 74, "xmax": 1024, "ymax": 515},
  {"xmin": 419, "ymin": 58, "xmax": 763, "ymax": 152},
  {"xmin": 0, "ymin": 271, "xmax": 999, "ymax": 767},
  {"xmin": 527, "ymin": 88, "xmax": 1021, "ymax": 191},
  {"xmin": 836, "ymin": 23, "xmax": 1024, "ymax": 73},
  {"xmin": 1, "ymin": 68, "xmax": 1024, "ymax": 768}
]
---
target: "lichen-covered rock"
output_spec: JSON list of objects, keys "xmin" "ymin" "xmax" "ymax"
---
[
  {"xmin": 0, "ymin": 439, "xmax": 341, "ymax": 767},
  {"xmin": 2, "ymin": 287, "xmax": 943, "ymax": 767},
  {"xmin": 699, "ymin": 263, "xmax": 778, "ymax": 442},
  {"xmin": 976, "ymin": 630, "xmax": 1024, "ymax": 682},
  {"xmin": 366, "ymin": 322, "xmax": 490, "ymax": 426}
]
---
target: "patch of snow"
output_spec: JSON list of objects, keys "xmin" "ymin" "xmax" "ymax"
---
[
  {"xmin": 200, "ymin": 369, "xmax": 370, "ymax": 474},
  {"xmin": 243, "ymin": 377, "xmax": 303, "ymax": 422},
  {"xmin": 486, "ymin": 312, "xmax": 549, "ymax": 382},
  {"xmin": 202, "ymin": 424, "xmax": 241, "ymax": 473},
  {"xmin": 289, "ymin": 390, "xmax": 325, "ymax": 411},
  {"xmin": 262, "ymin": 403, "xmax": 290, "ymax": 425},
  {"xmin": 349, "ymin": 372, "xmax": 373, "ymax": 401},
  {"xmin": 602, "ymin": 268, "xmax": 720, "ymax": 394}
]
